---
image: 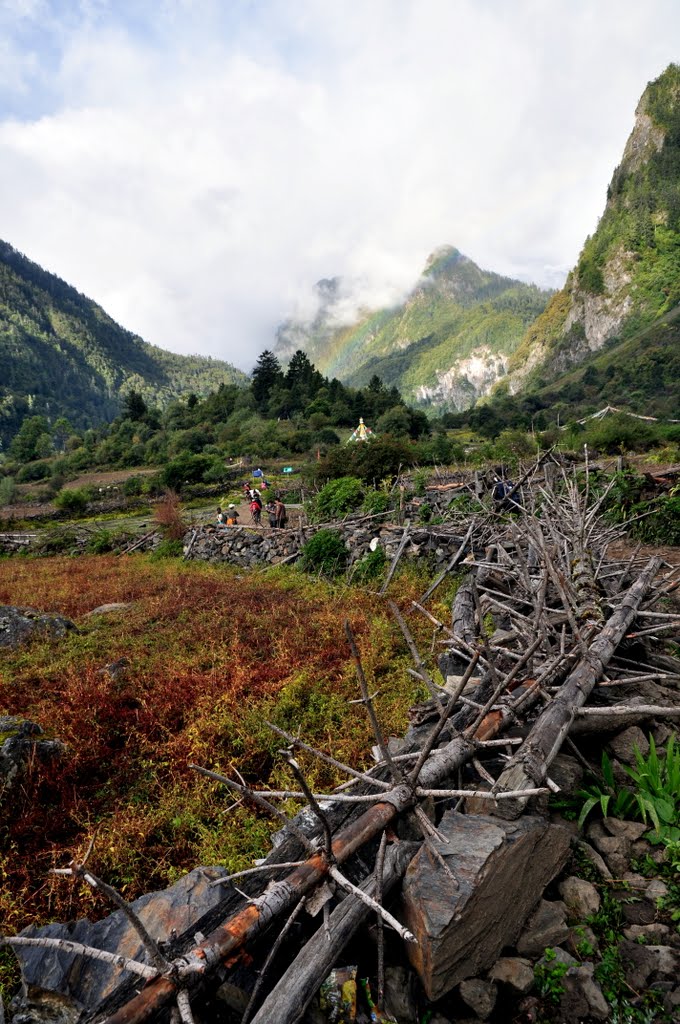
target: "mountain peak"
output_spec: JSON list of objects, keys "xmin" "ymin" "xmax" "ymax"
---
[{"xmin": 423, "ymin": 245, "xmax": 467, "ymax": 277}]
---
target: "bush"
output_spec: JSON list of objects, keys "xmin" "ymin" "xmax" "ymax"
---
[
  {"xmin": 161, "ymin": 454, "xmax": 213, "ymax": 492},
  {"xmin": 16, "ymin": 461, "xmax": 52, "ymax": 483},
  {"xmin": 300, "ymin": 529, "xmax": 348, "ymax": 576},
  {"xmin": 148, "ymin": 538, "xmax": 184, "ymax": 560},
  {"xmin": 0, "ymin": 477, "xmax": 16, "ymax": 506},
  {"xmin": 154, "ymin": 490, "xmax": 187, "ymax": 540},
  {"xmin": 86, "ymin": 530, "xmax": 115, "ymax": 554},
  {"xmin": 360, "ymin": 489, "xmax": 391, "ymax": 516},
  {"xmin": 122, "ymin": 475, "xmax": 145, "ymax": 497},
  {"xmin": 351, "ymin": 546, "xmax": 387, "ymax": 584},
  {"xmin": 54, "ymin": 487, "xmax": 90, "ymax": 514},
  {"xmin": 308, "ymin": 477, "xmax": 364, "ymax": 521}
]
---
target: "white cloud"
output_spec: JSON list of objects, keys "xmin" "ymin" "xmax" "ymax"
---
[{"xmin": 0, "ymin": 0, "xmax": 678, "ymax": 369}]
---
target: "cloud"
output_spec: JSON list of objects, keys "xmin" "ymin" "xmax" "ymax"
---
[{"xmin": 0, "ymin": 0, "xmax": 678, "ymax": 369}]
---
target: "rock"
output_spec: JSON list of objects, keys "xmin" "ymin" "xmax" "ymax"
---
[
  {"xmin": 645, "ymin": 878, "xmax": 669, "ymax": 900},
  {"xmin": 12, "ymin": 867, "xmax": 230, "ymax": 1016},
  {"xmin": 608, "ymin": 727, "xmax": 649, "ymax": 765},
  {"xmin": 1, "ymin": 717, "xmax": 65, "ymax": 797},
  {"xmin": 0, "ymin": 606, "xmax": 77, "ymax": 649},
  {"xmin": 538, "ymin": 946, "xmax": 576, "ymax": 967},
  {"xmin": 558, "ymin": 876, "xmax": 601, "ymax": 920},
  {"xmin": 620, "ymin": 895, "xmax": 657, "ymax": 926},
  {"xmin": 400, "ymin": 812, "xmax": 571, "ymax": 999},
  {"xmin": 623, "ymin": 923, "xmax": 671, "ymax": 943},
  {"xmin": 516, "ymin": 900, "xmax": 570, "ymax": 958},
  {"xmin": 590, "ymin": 833, "xmax": 630, "ymax": 876},
  {"xmin": 8, "ymin": 987, "xmax": 82, "ymax": 1024},
  {"xmin": 618, "ymin": 940, "xmax": 679, "ymax": 989},
  {"xmin": 602, "ymin": 817, "xmax": 647, "ymax": 841},
  {"xmin": 215, "ymin": 981, "xmax": 249, "ymax": 1013},
  {"xmin": 489, "ymin": 957, "xmax": 535, "ymax": 994},
  {"xmin": 576, "ymin": 840, "xmax": 613, "ymax": 880},
  {"xmin": 458, "ymin": 978, "xmax": 497, "ymax": 1019},
  {"xmin": 383, "ymin": 966, "xmax": 418, "ymax": 1024},
  {"xmin": 549, "ymin": 754, "xmax": 584, "ymax": 794},
  {"xmin": 85, "ymin": 603, "xmax": 132, "ymax": 617},
  {"xmin": 96, "ymin": 657, "xmax": 130, "ymax": 681},
  {"xmin": 560, "ymin": 964, "xmax": 610, "ymax": 1022}
]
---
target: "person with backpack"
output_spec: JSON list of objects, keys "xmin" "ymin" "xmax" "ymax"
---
[
  {"xmin": 225, "ymin": 504, "xmax": 240, "ymax": 526},
  {"xmin": 250, "ymin": 498, "xmax": 262, "ymax": 525}
]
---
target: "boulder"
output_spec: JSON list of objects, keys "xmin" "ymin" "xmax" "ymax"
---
[
  {"xmin": 458, "ymin": 978, "xmax": 497, "ymax": 1019},
  {"xmin": 607, "ymin": 727, "xmax": 649, "ymax": 766},
  {"xmin": 0, "ymin": 717, "xmax": 65, "ymax": 796},
  {"xmin": 11, "ymin": 867, "xmax": 230, "ymax": 1017},
  {"xmin": 516, "ymin": 900, "xmax": 569, "ymax": 958},
  {"xmin": 0, "ymin": 606, "xmax": 77, "ymax": 649},
  {"xmin": 558, "ymin": 876, "xmax": 601, "ymax": 920},
  {"xmin": 618, "ymin": 940, "xmax": 679, "ymax": 990},
  {"xmin": 400, "ymin": 812, "xmax": 570, "ymax": 999},
  {"xmin": 559, "ymin": 964, "xmax": 610, "ymax": 1022},
  {"xmin": 488, "ymin": 957, "xmax": 534, "ymax": 994}
]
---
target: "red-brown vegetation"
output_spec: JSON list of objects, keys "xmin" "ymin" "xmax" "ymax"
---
[{"xmin": 0, "ymin": 556, "xmax": 439, "ymax": 931}]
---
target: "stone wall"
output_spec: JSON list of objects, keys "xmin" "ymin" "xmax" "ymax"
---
[{"xmin": 182, "ymin": 520, "xmax": 467, "ymax": 570}]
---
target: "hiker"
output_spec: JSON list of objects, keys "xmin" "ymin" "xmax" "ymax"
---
[
  {"xmin": 265, "ymin": 499, "xmax": 278, "ymax": 528},
  {"xmin": 492, "ymin": 476, "xmax": 521, "ymax": 512},
  {"xmin": 250, "ymin": 498, "xmax": 262, "ymax": 525},
  {"xmin": 225, "ymin": 503, "xmax": 240, "ymax": 526},
  {"xmin": 216, "ymin": 507, "xmax": 226, "ymax": 525},
  {"xmin": 247, "ymin": 487, "xmax": 262, "ymax": 508},
  {"xmin": 274, "ymin": 497, "xmax": 287, "ymax": 528}
]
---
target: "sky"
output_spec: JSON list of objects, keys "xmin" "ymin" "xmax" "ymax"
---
[{"xmin": 0, "ymin": 0, "xmax": 678, "ymax": 371}]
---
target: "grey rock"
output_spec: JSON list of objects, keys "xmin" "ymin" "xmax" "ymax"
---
[
  {"xmin": 558, "ymin": 876, "xmax": 601, "ymax": 920},
  {"xmin": 645, "ymin": 878, "xmax": 669, "ymax": 900},
  {"xmin": 85, "ymin": 603, "xmax": 132, "ymax": 617},
  {"xmin": 603, "ymin": 817, "xmax": 647, "ymax": 841},
  {"xmin": 576, "ymin": 840, "xmax": 613, "ymax": 880},
  {"xmin": 0, "ymin": 606, "xmax": 77, "ymax": 649},
  {"xmin": 12, "ymin": 867, "xmax": 230, "ymax": 1015},
  {"xmin": 400, "ymin": 813, "xmax": 570, "ymax": 999},
  {"xmin": 1, "ymin": 718, "xmax": 65, "ymax": 797},
  {"xmin": 590, "ymin": 833, "xmax": 630, "ymax": 876},
  {"xmin": 623, "ymin": 923, "xmax": 671, "ymax": 943},
  {"xmin": 566, "ymin": 925, "xmax": 599, "ymax": 959},
  {"xmin": 538, "ymin": 946, "xmax": 577, "ymax": 967},
  {"xmin": 488, "ymin": 957, "xmax": 534, "ymax": 994},
  {"xmin": 618, "ymin": 940, "xmax": 679, "ymax": 989},
  {"xmin": 549, "ymin": 753, "xmax": 584, "ymax": 794},
  {"xmin": 561, "ymin": 964, "xmax": 610, "ymax": 1021},
  {"xmin": 608, "ymin": 726, "xmax": 649, "ymax": 766},
  {"xmin": 517, "ymin": 900, "xmax": 569, "ymax": 958},
  {"xmin": 458, "ymin": 978, "xmax": 497, "ymax": 1019},
  {"xmin": 383, "ymin": 966, "xmax": 418, "ymax": 1024}
]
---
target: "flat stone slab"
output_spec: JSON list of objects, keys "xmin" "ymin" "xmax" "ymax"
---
[{"xmin": 400, "ymin": 811, "xmax": 571, "ymax": 1000}]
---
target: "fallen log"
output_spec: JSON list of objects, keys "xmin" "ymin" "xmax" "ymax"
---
[
  {"xmin": 492, "ymin": 556, "xmax": 662, "ymax": 818},
  {"xmin": 571, "ymin": 703, "xmax": 680, "ymax": 734},
  {"xmin": 248, "ymin": 841, "xmax": 418, "ymax": 1024}
]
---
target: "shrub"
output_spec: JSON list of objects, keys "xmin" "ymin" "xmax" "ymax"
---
[
  {"xmin": 149, "ymin": 538, "xmax": 184, "ymax": 560},
  {"xmin": 360, "ymin": 489, "xmax": 391, "ymax": 516},
  {"xmin": 16, "ymin": 461, "xmax": 51, "ymax": 483},
  {"xmin": 0, "ymin": 477, "xmax": 16, "ymax": 506},
  {"xmin": 351, "ymin": 546, "xmax": 387, "ymax": 584},
  {"xmin": 161, "ymin": 454, "xmax": 213, "ymax": 492},
  {"xmin": 86, "ymin": 530, "xmax": 115, "ymax": 554},
  {"xmin": 300, "ymin": 529, "xmax": 348, "ymax": 576},
  {"xmin": 154, "ymin": 490, "xmax": 187, "ymax": 540},
  {"xmin": 122, "ymin": 475, "xmax": 145, "ymax": 497},
  {"xmin": 308, "ymin": 477, "xmax": 364, "ymax": 521},
  {"xmin": 54, "ymin": 487, "xmax": 90, "ymax": 514}
]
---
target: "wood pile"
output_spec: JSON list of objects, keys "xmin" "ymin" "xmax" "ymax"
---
[{"xmin": 3, "ymin": 463, "xmax": 680, "ymax": 1024}]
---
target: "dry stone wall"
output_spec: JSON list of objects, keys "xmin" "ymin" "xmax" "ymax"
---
[{"xmin": 182, "ymin": 521, "xmax": 468, "ymax": 569}]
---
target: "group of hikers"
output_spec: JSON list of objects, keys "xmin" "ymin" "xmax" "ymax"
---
[{"xmin": 216, "ymin": 484, "xmax": 288, "ymax": 529}]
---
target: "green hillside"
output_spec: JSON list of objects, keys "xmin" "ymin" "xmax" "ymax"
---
[
  {"xmin": 0, "ymin": 241, "xmax": 246, "ymax": 447},
  {"xmin": 275, "ymin": 247, "xmax": 550, "ymax": 411},
  {"xmin": 506, "ymin": 63, "xmax": 680, "ymax": 394}
]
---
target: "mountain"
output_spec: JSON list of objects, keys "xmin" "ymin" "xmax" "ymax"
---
[
  {"xmin": 275, "ymin": 247, "xmax": 551, "ymax": 412},
  {"xmin": 0, "ymin": 241, "xmax": 246, "ymax": 446},
  {"xmin": 501, "ymin": 63, "xmax": 680, "ymax": 411}
]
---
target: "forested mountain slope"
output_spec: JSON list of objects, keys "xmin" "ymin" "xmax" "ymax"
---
[
  {"xmin": 0, "ymin": 241, "xmax": 246, "ymax": 446},
  {"xmin": 275, "ymin": 246, "xmax": 550, "ymax": 412},
  {"xmin": 502, "ymin": 62, "xmax": 680, "ymax": 407}
]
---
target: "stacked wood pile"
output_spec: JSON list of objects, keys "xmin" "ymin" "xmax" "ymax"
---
[{"xmin": 3, "ymin": 464, "xmax": 680, "ymax": 1024}]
